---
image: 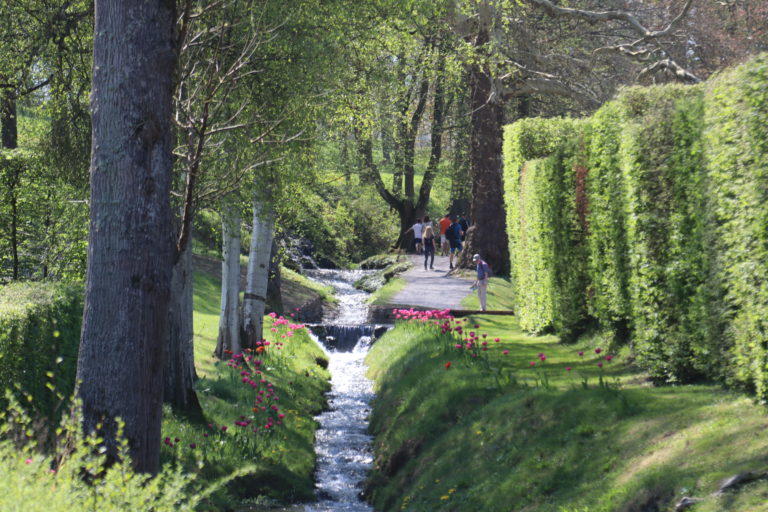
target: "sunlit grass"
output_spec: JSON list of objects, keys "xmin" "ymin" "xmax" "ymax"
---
[
  {"xmin": 162, "ymin": 270, "xmax": 330, "ymax": 509},
  {"xmin": 365, "ymin": 277, "xmax": 768, "ymax": 511}
]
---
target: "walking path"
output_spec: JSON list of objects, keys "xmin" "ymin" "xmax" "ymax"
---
[{"xmin": 387, "ymin": 253, "xmax": 474, "ymax": 310}]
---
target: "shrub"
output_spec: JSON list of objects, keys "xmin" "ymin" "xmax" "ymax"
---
[
  {"xmin": 0, "ymin": 282, "xmax": 82, "ymax": 416},
  {"xmin": 704, "ymin": 54, "xmax": 768, "ymax": 396},
  {"xmin": 503, "ymin": 118, "xmax": 581, "ymax": 333},
  {"xmin": 616, "ymin": 85, "xmax": 709, "ymax": 382}
]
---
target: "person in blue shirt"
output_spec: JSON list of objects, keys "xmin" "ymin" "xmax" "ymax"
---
[{"xmin": 472, "ymin": 253, "xmax": 491, "ymax": 311}]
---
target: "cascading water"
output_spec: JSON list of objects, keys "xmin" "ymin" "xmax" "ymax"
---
[{"xmin": 303, "ymin": 269, "xmax": 380, "ymax": 512}]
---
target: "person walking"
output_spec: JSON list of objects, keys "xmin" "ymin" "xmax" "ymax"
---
[
  {"xmin": 438, "ymin": 213, "xmax": 451, "ymax": 256},
  {"xmin": 472, "ymin": 253, "xmax": 491, "ymax": 311},
  {"xmin": 445, "ymin": 215, "xmax": 464, "ymax": 270},
  {"xmin": 422, "ymin": 215, "xmax": 436, "ymax": 270},
  {"xmin": 404, "ymin": 218, "xmax": 424, "ymax": 254}
]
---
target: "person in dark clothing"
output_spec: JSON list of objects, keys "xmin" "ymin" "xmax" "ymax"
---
[
  {"xmin": 446, "ymin": 215, "xmax": 464, "ymax": 270},
  {"xmin": 459, "ymin": 216, "xmax": 469, "ymax": 242},
  {"xmin": 422, "ymin": 215, "xmax": 436, "ymax": 270}
]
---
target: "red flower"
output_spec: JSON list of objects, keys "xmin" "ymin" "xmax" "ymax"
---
[
  {"xmin": 529, "ymin": 361, "xmax": 536, "ymax": 367},
  {"xmin": 565, "ymin": 366, "xmax": 572, "ymax": 371},
  {"xmin": 595, "ymin": 348, "xmax": 602, "ymax": 354},
  {"xmin": 605, "ymin": 355, "xmax": 613, "ymax": 362},
  {"xmin": 578, "ymin": 351, "xmax": 584, "ymax": 357},
  {"xmin": 445, "ymin": 361, "xmax": 452, "ymax": 369},
  {"xmin": 597, "ymin": 362, "xmax": 603, "ymax": 368}
]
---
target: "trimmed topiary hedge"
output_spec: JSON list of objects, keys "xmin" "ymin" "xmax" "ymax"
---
[
  {"xmin": 0, "ymin": 282, "xmax": 82, "ymax": 414},
  {"xmin": 503, "ymin": 53, "xmax": 768, "ymax": 395}
]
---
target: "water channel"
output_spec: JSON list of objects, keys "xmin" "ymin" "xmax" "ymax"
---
[{"xmin": 302, "ymin": 268, "xmax": 382, "ymax": 512}]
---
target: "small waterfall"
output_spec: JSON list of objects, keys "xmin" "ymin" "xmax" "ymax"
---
[{"xmin": 302, "ymin": 268, "xmax": 384, "ymax": 512}]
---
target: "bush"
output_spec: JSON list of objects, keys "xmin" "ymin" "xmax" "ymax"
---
[
  {"xmin": 704, "ymin": 54, "xmax": 768, "ymax": 396},
  {"xmin": 502, "ymin": 54, "xmax": 768, "ymax": 395},
  {"xmin": 0, "ymin": 393, "xmax": 229, "ymax": 512},
  {"xmin": 0, "ymin": 282, "xmax": 82, "ymax": 415},
  {"xmin": 616, "ymin": 85, "xmax": 709, "ymax": 382},
  {"xmin": 503, "ymin": 118, "xmax": 582, "ymax": 333}
]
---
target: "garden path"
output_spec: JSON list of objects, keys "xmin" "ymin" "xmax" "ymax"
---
[{"xmin": 387, "ymin": 253, "xmax": 474, "ymax": 310}]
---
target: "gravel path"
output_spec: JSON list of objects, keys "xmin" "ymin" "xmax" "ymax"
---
[{"xmin": 387, "ymin": 254, "xmax": 474, "ymax": 310}]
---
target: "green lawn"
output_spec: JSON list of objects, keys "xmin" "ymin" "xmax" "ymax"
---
[
  {"xmin": 365, "ymin": 277, "xmax": 768, "ymax": 512},
  {"xmin": 161, "ymin": 270, "xmax": 331, "ymax": 510}
]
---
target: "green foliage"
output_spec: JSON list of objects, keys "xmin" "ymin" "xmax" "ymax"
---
[
  {"xmin": 584, "ymin": 101, "xmax": 632, "ymax": 338},
  {"xmin": 0, "ymin": 393, "xmax": 232, "ymax": 512},
  {"xmin": 0, "ymin": 282, "xmax": 82, "ymax": 416},
  {"xmin": 503, "ymin": 118, "xmax": 589, "ymax": 337},
  {"xmin": 0, "ymin": 148, "xmax": 88, "ymax": 282},
  {"xmin": 704, "ymin": 54, "xmax": 768, "ymax": 396},
  {"xmin": 618, "ymin": 85, "xmax": 709, "ymax": 383},
  {"xmin": 502, "ymin": 53, "xmax": 768, "ymax": 395}
]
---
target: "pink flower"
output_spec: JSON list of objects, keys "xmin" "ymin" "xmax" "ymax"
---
[
  {"xmin": 494, "ymin": 337, "xmax": 500, "ymax": 343},
  {"xmin": 25, "ymin": 458, "xmax": 32, "ymax": 464},
  {"xmin": 502, "ymin": 350, "xmax": 509, "ymax": 355},
  {"xmin": 595, "ymin": 347, "xmax": 602, "ymax": 354},
  {"xmin": 597, "ymin": 362, "xmax": 603, "ymax": 368},
  {"xmin": 565, "ymin": 366, "xmax": 572, "ymax": 371},
  {"xmin": 538, "ymin": 352, "xmax": 544, "ymax": 358},
  {"xmin": 539, "ymin": 355, "xmax": 546, "ymax": 362},
  {"xmin": 578, "ymin": 351, "xmax": 584, "ymax": 357},
  {"xmin": 530, "ymin": 361, "xmax": 536, "ymax": 367},
  {"xmin": 605, "ymin": 355, "xmax": 613, "ymax": 362}
]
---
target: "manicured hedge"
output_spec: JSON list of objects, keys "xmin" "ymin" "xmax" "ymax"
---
[
  {"xmin": 503, "ymin": 53, "xmax": 768, "ymax": 395},
  {"xmin": 503, "ymin": 118, "xmax": 583, "ymax": 334},
  {"xmin": 704, "ymin": 55, "xmax": 768, "ymax": 396},
  {"xmin": 0, "ymin": 282, "xmax": 82, "ymax": 413}
]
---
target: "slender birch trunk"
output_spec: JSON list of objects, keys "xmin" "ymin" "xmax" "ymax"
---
[
  {"xmin": 215, "ymin": 204, "xmax": 241, "ymax": 358},
  {"xmin": 242, "ymin": 200, "xmax": 275, "ymax": 349}
]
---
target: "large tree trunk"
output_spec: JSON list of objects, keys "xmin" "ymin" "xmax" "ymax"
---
[
  {"xmin": 459, "ymin": 31, "xmax": 510, "ymax": 276},
  {"xmin": 163, "ymin": 235, "xmax": 202, "ymax": 415},
  {"xmin": 215, "ymin": 204, "xmax": 241, "ymax": 358},
  {"xmin": 241, "ymin": 199, "xmax": 275, "ymax": 350},
  {"xmin": 77, "ymin": 0, "xmax": 176, "ymax": 474}
]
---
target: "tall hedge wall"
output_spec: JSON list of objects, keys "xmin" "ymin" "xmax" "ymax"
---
[
  {"xmin": 503, "ymin": 53, "xmax": 768, "ymax": 395},
  {"xmin": 0, "ymin": 283, "xmax": 83, "ymax": 414}
]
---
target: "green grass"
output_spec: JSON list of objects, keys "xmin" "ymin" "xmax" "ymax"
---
[
  {"xmin": 365, "ymin": 277, "xmax": 768, "ymax": 512},
  {"xmin": 367, "ymin": 277, "xmax": 407, "ymax": 305},
  {"xmin": 161, "ymin": 270, "xmax": 330, "ymax": 510},
  {"xmin": 281, "ymin": 266, "xmax": 336, "ymax": 305}
]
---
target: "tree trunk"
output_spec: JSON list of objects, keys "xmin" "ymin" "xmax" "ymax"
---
[
  {"xmin": 1, "ymin": 94, "xmax": 17, "ymax": 149},
  {"xmin": 267, "ymin": 238, "xmax": 283, "ymax": 313},
  {"xmin": 242, "ymin": 199, "xmax": 275, "ymax": 350},
  {"xmin": 77, "ymin": 0, "xmax": 176, "ymax": 474},
  {"xmin": 460, "ymin": 35, "xmax": 510, "ymax": 276},
  {"xmin": 163, "ymin": 235, "xmax": 202, "ymax": 415},
  {"xmin": 215, "ymin": 204, "xmax": 241, "ymax": 358}
]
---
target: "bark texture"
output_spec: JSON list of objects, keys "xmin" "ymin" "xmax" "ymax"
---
[
  {"xmin": 163, "ymin": 238, "xmax": 202, "ymax": 414},
  {"xmin": 242, "ymin": 200, "xmax": 275, "ymax": 350},
  {"xmin": 215, "ymin": 204, "xmax": 241, "ymax": 358},
  {"xmin": 77, "ymin": 0, "xmax": 177, "ymax": 474},
  {"xmin": 460, "ymin": 27, "xmax": 510, "ymax": 276}
]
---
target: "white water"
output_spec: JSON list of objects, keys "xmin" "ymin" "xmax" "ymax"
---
[{"xmin": 304, "ymin": 269, "xmax": 377, "ymax": 512}]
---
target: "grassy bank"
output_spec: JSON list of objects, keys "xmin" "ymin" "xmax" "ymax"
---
[
  {"xmin": 161, "ymin": 270, "xmax": 331, "ymax": 510},
  {"xmin": 365, "ymin": 278, "xmax": 768, "ymax": 512}
]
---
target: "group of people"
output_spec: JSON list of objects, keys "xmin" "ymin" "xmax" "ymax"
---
[
  {"xmin": 405, "ymin": 214, "xmax": 490, "ymax": 311},
  {"xmin": 405, "ymin": 213, "xmax": 467, "ymax": 270}
]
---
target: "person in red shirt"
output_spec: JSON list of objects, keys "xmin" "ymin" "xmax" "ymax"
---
[{"xmin": 438, "ymin": 214, "xmax": 452, "ymax": 256}]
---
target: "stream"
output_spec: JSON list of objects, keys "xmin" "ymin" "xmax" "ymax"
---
[{"xmin": 303, "ymin": 269, "xmax": 380, "ymax": 512}]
